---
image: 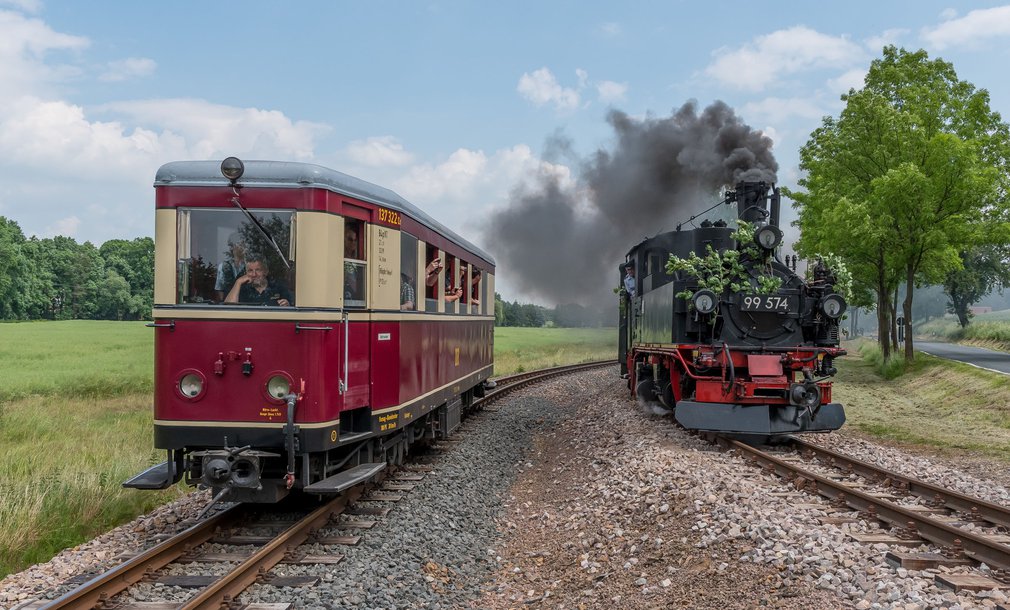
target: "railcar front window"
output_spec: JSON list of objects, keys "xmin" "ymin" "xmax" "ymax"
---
[
  {"xmin": 343, "ymin": 219, "xmax": 366, "ymax": 308},
  {"xmin": 176, "ymin": 209, "xmax": 296, "ymax": 306}
]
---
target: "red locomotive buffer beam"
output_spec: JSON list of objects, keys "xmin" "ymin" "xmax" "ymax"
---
[{"xmin": 644, "ymin": 345, "xmax": 846, "ymax": 436}]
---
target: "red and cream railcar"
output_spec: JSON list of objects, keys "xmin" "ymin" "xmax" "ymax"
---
[{"xmin": 125, "ymin": 158, "xmax": 495, "ymax": 502}]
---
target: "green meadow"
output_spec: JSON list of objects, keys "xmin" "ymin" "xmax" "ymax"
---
[
  {"xmin": 493, "ymin": 327, "xmax": 617, "ymax": 374},
  {"xmin": 0, "ymin": 321, "xmax": 616, "ymax": 578}
]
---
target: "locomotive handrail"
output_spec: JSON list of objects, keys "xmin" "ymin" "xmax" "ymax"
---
[{"xmin": 145, "ymin": 320, "xmax": 175, "ymax": 330}]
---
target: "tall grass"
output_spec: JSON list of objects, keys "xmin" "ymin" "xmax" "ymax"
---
[
  {"xmin": 835, "ymin": 341, "xmax": 1010, "ymax": 459},
  {"xmin": 0, "ymin": 322, "xmax": 176, "ymax": 578},
  {"xmin": 494, "ymin": 327, "xmax": 616, "ymax": 375}
]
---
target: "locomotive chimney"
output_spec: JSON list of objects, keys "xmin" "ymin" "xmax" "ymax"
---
[{"xmin": 735, "ymin": 181, "xmax": 770, "ymax": 223}]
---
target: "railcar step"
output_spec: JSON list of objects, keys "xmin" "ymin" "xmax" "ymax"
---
[
  {"xmin": 122, "ymin": 461, "xmax": 177, "ymax": 490},
  {"xmin": 304, "ymin": 462, "xmax": 386, "ymax": 494}
]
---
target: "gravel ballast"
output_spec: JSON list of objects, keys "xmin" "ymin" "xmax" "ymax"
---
[{"xmin": 5, "ymin": 367, "xmax": 1010, "ymax": 609}]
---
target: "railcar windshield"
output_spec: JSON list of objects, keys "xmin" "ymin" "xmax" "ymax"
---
[{"xmin": 176, "ymin": 209, "xmax": 296, "ymax": 306}]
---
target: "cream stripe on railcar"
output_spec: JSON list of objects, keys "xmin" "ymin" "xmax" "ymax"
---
[{"xmin": 154, "ymin": 209, "xmax": 178, "ymax": 307}]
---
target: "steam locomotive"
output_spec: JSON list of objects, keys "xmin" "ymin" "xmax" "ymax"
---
[{"xmin": 618, "ymin": 181, "xmax": 846, "ymax": 439}]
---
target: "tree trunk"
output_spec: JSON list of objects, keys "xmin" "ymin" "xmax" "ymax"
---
[
  {"xmin": 904, "ymin": 265, "xmax": 915, "ymax": 361},
  {"xmin": 876, "ymin": 271, "xmax": 890, "ymax": 360},
  {"xmin": 890, "ymin": 286, "xmax": 899, "ymax": 354}
]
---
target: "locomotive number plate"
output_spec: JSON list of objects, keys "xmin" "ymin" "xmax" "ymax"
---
[{"xmin": 740, "ymin": 294, "xmax": 793, "ymax": 312}]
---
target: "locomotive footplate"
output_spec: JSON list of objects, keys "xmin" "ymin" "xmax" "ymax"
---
[{"xmin": 674, "ymin": 400, "xmax": 845, "ymax": 435}]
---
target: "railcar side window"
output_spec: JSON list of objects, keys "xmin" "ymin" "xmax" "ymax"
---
[
  {"xmin": 400, "ymin": 233, "xmax": 418, "ymax": 311},
  {"xmin": 343, "ymin": 219, "xmax": 366, "ymax": 307},
  {"xmin": 176, "ymin": 209, "xmax": 296, "ymax": 306},
  {"xmin": 469, "ymin": 266, "xmax": 482, "ymax": 314},
  {"xmin": 424, "ymin": 244, "xmax": 439, "ymax": 312}
]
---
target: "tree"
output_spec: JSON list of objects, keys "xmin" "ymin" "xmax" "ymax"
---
[
  {"xmin": 792, "ymin": 46, "xmax": 1010, "ymax": 361},
  {"xmin": 944, "ymin": 245, "xmax": 1010, "ymax": 327}
]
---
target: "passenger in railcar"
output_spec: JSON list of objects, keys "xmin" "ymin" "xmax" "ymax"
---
[
  {"xmin": 400, "ymin": 273, "xmax": 415, "ymax": 310},
  {"xmin": 214, "ymin": 232, "xmax": 247, "ymax": 301},
  {"xmin": 424, "ymin": 256, "xmax": 442, "ymax": 287},
  {"xmin": 224, "ymin": 256, "xmax": 293, "ymax": 306}
]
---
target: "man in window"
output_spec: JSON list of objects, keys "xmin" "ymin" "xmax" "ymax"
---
[
  {"xmin": 225, "ymin": 256, "xmax": 293, "ymax": 306},
  {"xmin": 400, "ymin": 273, "xmax": 415, "ymax": 310}
]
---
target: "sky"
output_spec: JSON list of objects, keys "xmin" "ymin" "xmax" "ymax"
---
[{"xmin": 3, "ymin": 0, "xmax": 1010, "ymax": 303}]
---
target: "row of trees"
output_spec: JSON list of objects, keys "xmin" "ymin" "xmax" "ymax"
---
[
  {"xmin": 493, "ymin": 294, "xmax": 612, "ymax": 327},
  {"xmin": 0, "ymin": 217, "xmax": 611, "ymax": 327},
  {"xmin": 792, "ymin": 46, "xmax": 1010, "ymax": 361},
  {"xmin": 0, "ymin": 217, "xmax": 153, "ymax": 321}
]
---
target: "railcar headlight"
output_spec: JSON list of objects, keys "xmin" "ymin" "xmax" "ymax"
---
[
  {"xmin": 179, "ymin": 373, "xmax": 204, "ymax": 398},
  {"xmin": 266, "ymin": 375, "xmax": 291, "ymax": 399},
  {"xmin": 754, "ymin": 225, "xmax": 783, "ymax": 250},
  {"xmin": 820, "ymin": 293, "xmax": 847, "ymax": 319},
  {"xmin": 692, "ymin": 289, "xmax": 717, "ymax": 315},
  {"xmin": 220, "ymin": 156, "xmax": 245, "ymax": 181}
]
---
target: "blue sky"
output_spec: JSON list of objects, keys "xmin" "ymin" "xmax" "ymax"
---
[{"xmin": 3, "ymin": 1, "xmax": 1010, "ymax": 301}]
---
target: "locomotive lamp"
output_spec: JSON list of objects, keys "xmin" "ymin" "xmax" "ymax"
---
[
  {"xmin": 692, "ymin": 289, "xmax": 717, "ymax": 314},
  {"xmin": 820, "ymin": 293, "xmax": 847, "ymax": 319},
  {"xmin": 220, "ymin": 156, "xmax": 245, "ymax": 182},
  {"xmin": 753, "ymin": 225, "xmax": 783, "ymax": 251}
]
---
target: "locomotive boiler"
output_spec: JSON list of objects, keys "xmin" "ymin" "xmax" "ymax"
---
[{"xmin": 618, "ymin": 181, "xmax": 846, "ymax": 439}]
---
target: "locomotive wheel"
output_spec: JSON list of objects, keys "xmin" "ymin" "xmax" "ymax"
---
[{"xmin": 635, "ymin": 378, "xmax": 657, "ymax": 403}]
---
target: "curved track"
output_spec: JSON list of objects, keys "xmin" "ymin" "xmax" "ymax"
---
[{"xmin": 30, "ymin": 360, "xmax": 614, "ymax": 610}]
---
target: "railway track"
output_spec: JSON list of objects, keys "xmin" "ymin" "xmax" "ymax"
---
[
  {"xmin": 721, "ymin": 435, "xmax": 1010, "ymax": 593},
  {"xmin": 24, "ymin": 360, "xmax": 614, "ymax": 610}
]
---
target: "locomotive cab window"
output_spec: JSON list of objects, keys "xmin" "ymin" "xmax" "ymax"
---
[
  {"xmin": 343, "ymin": 219, "xmax": 366, "ymax": 307},
  {"xmin": 176, "ymin": 209, "xmax": 296, "ymax": 306}
]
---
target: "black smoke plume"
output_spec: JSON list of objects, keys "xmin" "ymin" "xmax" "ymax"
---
[{"xmin": 484, "ymin": 100, "xmax": 777, "ymax": 307}]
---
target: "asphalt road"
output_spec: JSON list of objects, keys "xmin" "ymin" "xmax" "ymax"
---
[{"xmin": 916, "ymin": 341, "xmax": 1010, "ymax": 376}]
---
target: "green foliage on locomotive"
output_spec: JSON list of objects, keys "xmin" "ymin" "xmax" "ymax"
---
[{"xmin": 665, "ymin": 221, "xmax": 783, "ymax": 303}]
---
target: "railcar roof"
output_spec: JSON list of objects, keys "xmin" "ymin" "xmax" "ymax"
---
[{"xmin": 155, "ymin": 160, "xmax": 494, "ymax": 266}]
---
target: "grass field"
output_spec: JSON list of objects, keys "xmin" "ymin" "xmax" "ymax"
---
[
  {"xmin": 0, "ymin": 321, "xmax": 616, "ymax": 578},
  {"xmin": 493, "ymin": 327, "xmax": 616, "ymax": 375},
  {"xmin": 833, "ymin": 339, "xmax": 1010, "ymax": 459},
  {"xmin": 0, "ymin": 321, "xmax": 178, "ymax": 577}
]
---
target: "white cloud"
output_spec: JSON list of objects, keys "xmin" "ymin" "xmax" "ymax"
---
[
  {"xmin": 826, "ymin": 68, "xmax": 867, "ymax": 94},
  {"xmin": 517, "ymin": 67, "xmax": 581, "ymax": 111},
  {"xmin": 864, "ymin": 28, "xmax": 908, "ymax": 51},
  {"xmin": 596, "ymin": 80, "xmax": 628, "ymax": 103},
  {"xmin": 704, "ymin": 26, "xmax": 865, "ymax": 91},
  {"xmin": 343, "ymin": 135, "xmax": 414, "ymax": 167},
  {"xmin": 99, "ymin": 57, "xmax": 156, "ymax": 82},
  {"xmin": 0, "ymin": 9, "xmax": 89, "ymax": 100},
  {"xmin": 742, "ymin": 97, "xmax": 827, "ymax": 125},
  {"xmin": 922, "ymin": 5, "xmax": 1010, "ymax": 50},
  {"xmin": 940, "ymin": 8, "xmax": 959, "ymax": 21},
  {"xmin": 100, "ymin": 98, "xmax": 328, "ymax": 160}
]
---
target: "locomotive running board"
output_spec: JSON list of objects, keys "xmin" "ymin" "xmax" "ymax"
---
[
  {"xmin": 122, "ymin": 460, "xmax": 178, "ymax": 490},
  {"xmin": 304, "ymin": 462, "xmax": 387, "ymax": 494},
  {"xmin": 674, "ymin": 401, "xmax": 846, "ymax": 435}
]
